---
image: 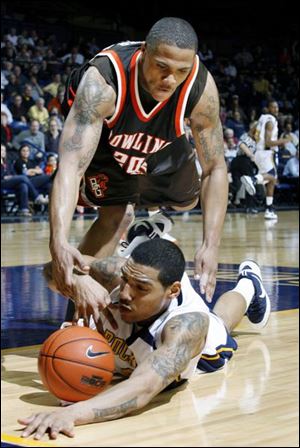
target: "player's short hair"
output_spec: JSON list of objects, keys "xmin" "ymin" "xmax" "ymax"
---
[
  {"xmin": 131, "ymin": 239, "xmax": 186, "ymax": 287},
  {"xmin": 146, "ymin": 17, "xmax": 198, "ymax": 53}
]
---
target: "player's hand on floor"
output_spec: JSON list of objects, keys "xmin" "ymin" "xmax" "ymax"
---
[
  {"xmin": 194, "ymin": 244, "xmax": 218, "ymax": 302},
  {"xmin": 18, "ymin": 410, "xmax": 75, "ymax": 440}
]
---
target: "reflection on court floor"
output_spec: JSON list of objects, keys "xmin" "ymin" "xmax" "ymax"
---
[{"xmin": 1, "ymin": 263, "xmax": 299, "ymax": 349}]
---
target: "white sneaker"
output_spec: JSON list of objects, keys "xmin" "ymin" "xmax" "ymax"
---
[
  {"xmin": 119, "ymin": 211, "xmax": 174, "ymax": 257},
  {"xmin": 241, "ymin": 176, "xmax": 256, "ymax": 196},
  {"xmin": 264, "ymin": 207, "xmax": 278, "ymax": 220},
  {"xmin": 35, "ymin": 194, "xmax": 49, "ymax": 205}
]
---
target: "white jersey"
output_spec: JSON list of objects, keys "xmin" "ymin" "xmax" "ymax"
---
[
  {"xmin": 254, "ymin": 114, "xmax": 278, "ymax": 174},
  {"xmin": 256, "ymin": 114, "xmax": 278, "ymax": 152},
  {"xmin": 90, "ymin": 273, "xmax": 236, "ymax": 380}
]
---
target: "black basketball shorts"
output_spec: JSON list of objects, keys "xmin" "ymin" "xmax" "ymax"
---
[{"xmin": 78, "ymin": 147, "xmax": 201, "ymax": 209}]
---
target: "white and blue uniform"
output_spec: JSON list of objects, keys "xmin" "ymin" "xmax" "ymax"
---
[
  {"xmin": 255, "ymin": 114, "xmax": 278, "ymax": 175},
  {"xmin": 90, "ymin": 273, "xmax": 238, "ymax": 381}
]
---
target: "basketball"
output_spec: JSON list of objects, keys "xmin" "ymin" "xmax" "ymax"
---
[{"xmin": 38, "ymin": 326, "xmax": 115, "ymax": 402}]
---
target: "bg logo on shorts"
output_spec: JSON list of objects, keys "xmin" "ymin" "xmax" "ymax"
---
[{"xmin": 88, "ymin": 174, "xmax": 109, "ymax": 198}]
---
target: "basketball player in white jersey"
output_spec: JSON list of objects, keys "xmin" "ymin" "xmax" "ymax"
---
[
  {"xmin": 19, "ymin": 239, "xmax": 270, "ymax": 440},
  {"xmin": 255, "ymin": 100, "xmax": 292, "ymax": 219}
]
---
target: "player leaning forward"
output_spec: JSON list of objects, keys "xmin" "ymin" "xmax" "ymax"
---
[
  {"xmin": 50, "ymin": 17, "xmax": 228, "ymax": 307},
  {"xmin": 19, "ymin": 239, "xmax": 271, "ymax": 439}
]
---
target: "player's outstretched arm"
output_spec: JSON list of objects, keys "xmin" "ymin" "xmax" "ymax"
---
[
  {"xmin": 190, "ymin": 72, "xmax": 228, "ymax": 302},
  {"xmin": 49, "ymin": 67, "xmax": 116, "ymax": 299},
  {"xmin": 18, "ymin": 312, "xmax": 208, "ymax": 439}
]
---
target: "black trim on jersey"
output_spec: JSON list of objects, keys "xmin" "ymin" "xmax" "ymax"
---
[
  {"xmin": 177, "ymin": 291, "xmax": 183, "ymax": 306},
  {"xmin": 89, "ymin": 56, "xmax": 118, "ymax": 93},
  {"xmin": 126, "ymin": 325, "xmax": 157, "ymax": 349},
  {"xmin": 185, "ymin": 58, "xmax": 208, "ymax": 118}
]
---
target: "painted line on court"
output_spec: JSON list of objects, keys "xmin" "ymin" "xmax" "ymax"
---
[{"xmin": 1, "ymin": 434, "xmax": 57, "ymax": 447}]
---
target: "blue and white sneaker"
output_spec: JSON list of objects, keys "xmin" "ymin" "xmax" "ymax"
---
[{"xmin": 238, "ymin": 260, "xmax": 271, "ymax": 329}]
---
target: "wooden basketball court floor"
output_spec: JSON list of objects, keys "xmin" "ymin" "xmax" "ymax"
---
[{"xmin": 1, "ymin": 210, "xmax": 299, "ymax": 447}]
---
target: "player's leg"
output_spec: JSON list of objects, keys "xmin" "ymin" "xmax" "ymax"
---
[
  {"xmin": 77, "ymin": 203, "xmax": 134, "ymax": 257},
  {"xmin": 119, "ymin": 154, "xmax": 200, "ymax": 255},
  {"xmin": 212, "ymin": 260, "xmax": 271, "ymax": 332}
]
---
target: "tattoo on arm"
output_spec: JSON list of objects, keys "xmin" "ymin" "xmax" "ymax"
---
[
  {"xmin": 90, "ymin": 256, "xmax": 124, "ymax": 290},
  {"xmin": 150, "ymin": 313, "xmax": 209, "ymax": 387},
  {"xmin": 198, "ymin": 121, "xmax": 224, "ymax": 163},
  {"xmin": 61, "ymin": 69, "xmax": 114, "ymax": 172},
  {"xmin": 92, "ymin": 397, "xmax": 138, "ymax": 421}
]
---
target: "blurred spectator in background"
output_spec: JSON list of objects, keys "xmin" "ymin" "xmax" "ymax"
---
[
  {"xmin": 223, "ymin": 128, "xmax": 237, "ymax": 168},
  {"xmin": 223, "ymin": 59, "xmax": 237, "ymax": 78},
  {"xmin": 44, "ymin": 117, "xmax": 61, "ymax": 154},
  {"xmin": 1, "ymin": 143, "xmax": 48, "ymax": 216},
  {"xmin": 28, "ymin": 97, "xmax": 49, "ymax": 131},
  {"xmin": 13, "ymin": 143, "xmax": 52, "ymax": 196},
  {"xmin": 44, "ymin": 153, "xmax": 58, "ymax": 176},
  {"xmin": 4, "ymin": 73, "xmax": 21, "ymax": 98},
  {"xmin": 6, "ymin": 28, "xmax": 18, "ymax": 46},
  {"xmin": 60, "ymin": 46, "xmax": 84, "ymax": 65},
  {"xmin": 13, "ymin": 65, "xmax": 29, "ymax": 87},
  {"xmin": 279, "ymin": 120, "xmax": 299, "ymax": 156},
  {"xmin": 283, "ymin": 149, "xmax": 299, "ymax": 177},
  {"xmin": 43, "ymin": 73, "xmax": 62, "ymax": 99},
  {"xmin": 47, "ymin": 86, "xmax": 65, "ymax": 118},
  {"xmin": 225, "ymin": 111, "xmax": 246, "ymax": 139},
  {"xmin": 12, "ymin": 119, "xmax": 45, "ymax": 159},
  {"xmin": 253, "ymin": 72, "xmax": 270, "ymax": 105},
  {"xmin": 198, "ymin": 42, "xmax": 214, "ymax": 68},
  {"xmin": 28, "ymin": 75, "xmax": 45, "ymax": 101},
  {"xmin": 1, "ymin": 111, "xmax": 13, "ymax": 151},
  {"xmin": 234, "ymin": 47, "xmax": 254, "ymax": 69},
  {"xmin": 21, "ymin": 84, "xmax": 35, "ymax": 114},
  {"xmin": 1, "ymin": 92, "xmax": 13, "ymax": 124},
  {"xmin": 10, "ymin": 94, "xmax": 27, "ymax": 125},
  {"xmin": 230, "ymin": 122, "xmax": 270, "ymax": 213},
  {"xmin": 227, "ymin": 94, "xmax": 247, "ymax": 122}
]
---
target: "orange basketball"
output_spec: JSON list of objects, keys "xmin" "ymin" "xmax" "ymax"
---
[{"xmin": 38, "ymin": 326, "xmax": 115, "ymax": 402}]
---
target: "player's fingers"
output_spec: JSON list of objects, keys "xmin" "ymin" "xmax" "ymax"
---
[
  {"xmin": 194, "ymin": 257, "xmax": 203, "ymax": 279},
  {"xmin": 102, "ymin": 308, "xmax": 118, "ymax": 330},
  {"xmin": 72, "ymin": 309, "xmax": 79, "ymax": 324},
  {"xmin": 73, "ymin": 252, "xmax": 90, "ymax": 273},
  {"xmin": 92, "ymin": 306, "xmax": 100, "ymax": 324},
  {"xmin": 64, "ymin": 267, "xmax": 74, "ymax": 290},
  {"xmin": 34, "ymin": 416, "xmax": 54, "ymax": 440},
  {"xmin": 199, "ymin": 272, "xmax": 209, "ymax": 296},
  {"xmin": 18, "ymin": 415, "xmax": 35, "ymax": 425},
  {"xmin": 50, "ymin": 423, "xmax": 75, "ymax": 439},
  {"xmin": 205, "ymin": 277, "xmax": 216, "ymax": 303},
  {"xmin": 60, "ymin": 426, "xmax": 75, "ymax": 438},
  {"xmin": 20, "ymin": 414, "xmax": 45, "ymax": 437}
]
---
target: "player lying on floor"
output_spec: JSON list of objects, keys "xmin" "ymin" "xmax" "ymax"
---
[{"xmin": 18, "ymin": 238, "xmax": 270, "ymax": 440}]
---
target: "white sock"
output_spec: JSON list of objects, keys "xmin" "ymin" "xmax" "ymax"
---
[
  {"xmin": 232, "ymin": 278, "xmax": 255, "ymax": 310},
  {"xmin": 266, "ymin": 196, "xmax": 273, "ymax": 207},
  {"xmin": 148, "ymin": 209, "xmax": 160, "ymax": 217},
  {"xmin": 254, "ymin": 174, "xmax": 264, "ymax": 184}
]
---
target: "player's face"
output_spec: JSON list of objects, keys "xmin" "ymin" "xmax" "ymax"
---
[
  {"xmin": 268, "ymin": 102, "xmax": 279, "ymax": 117},
  {"xmin": 140, "ymin": 43, "xmax": 195, "ymax": 102},
  {"xmin": 118, "ymin": 258, "xmax": 179, "ymax": 324}
]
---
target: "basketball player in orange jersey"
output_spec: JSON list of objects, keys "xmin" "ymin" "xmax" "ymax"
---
[
  {"xmin": 49, "ymin": 17, "xmax": 228, "ymax": 318},
  {"xmin": 19, "ymin": 238, "xmax": 270, "ymax": 440}
]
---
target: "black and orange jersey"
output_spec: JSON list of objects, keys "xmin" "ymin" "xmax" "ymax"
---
[{"xmin": 64, "ymin": 41, "xmax": 208, "ymax": 176}]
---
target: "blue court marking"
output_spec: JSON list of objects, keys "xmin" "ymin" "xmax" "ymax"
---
[{"xmin": 1, "ymin": 263, "xmax": 299, "ymax": 349}]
